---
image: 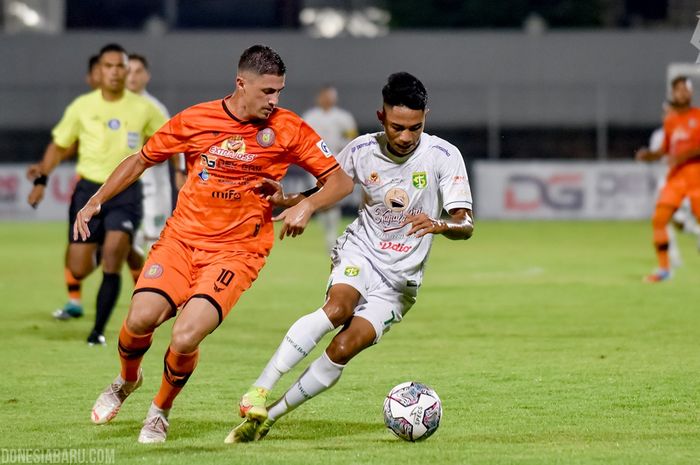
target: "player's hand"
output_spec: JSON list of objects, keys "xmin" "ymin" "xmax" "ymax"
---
[
  {"xmin": 273, "ymin": 199, "xmax": 313, "ymax": 240},
  {"xmin": 401, "ymin": 213, "xmax": 446, "ymax": 238},
  {"xmin": 635, "ymin": 147, "xmax": 652, "ymax": 162},
  {"xmin": 73, "ymin": 198, "xmax": 101, "ymax": 241},
  {"xmin": 27, "ymin": 185, "xmax": 45, "ymax": 209},
  {"xmin": 26, "ymin": 164, "xmax": 42, "ymax": 181},
  {"xmin": 255, "ymin": 178, "xmax": 289, "ymax": 206}
]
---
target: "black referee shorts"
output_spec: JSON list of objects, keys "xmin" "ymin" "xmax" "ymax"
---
[{"xmin": 69, "ymin": 178, "xmax": 143, "ymax": 244}]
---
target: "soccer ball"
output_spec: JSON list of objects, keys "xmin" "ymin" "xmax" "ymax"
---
[{"xmin": 383, "ymin": 381, "xmax": 442, "ymax": 442}]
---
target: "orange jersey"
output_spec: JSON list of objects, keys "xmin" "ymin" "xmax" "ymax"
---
[
  {"xmin": 663, "ymin": 107, "xmax": 700, "ymax": 169},
  {"xmin": 141, "ymin": 98, "xmax": 340, "ymax": 254}
]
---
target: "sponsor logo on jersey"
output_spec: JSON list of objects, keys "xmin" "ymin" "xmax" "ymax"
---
[
  {"xmin": 144, "ymin": 264, "xmax": 164, "ymax": 279},
  {"xmin": 365, "ymin": 172, "xmax": 380, "ymax": 185},
  {"xmin": 350, "ymin": 139, "xmax": 378, "ymax": 153},
  {"xmin": 374, "ymin": 206, "xmax": 423, "ymax": 232},
  {"xmin": 384, "ymin": 187, "xmax": 409, "ymax": 212},
  {"xmin": 107, "ymin": 119, "xmax": 121, "ymax": 130},
  {"xmin": 127, "ymin": 131, "xmax": 139, "ymax": 149},
  {"xmin": 211, "ymin": 189, "xmax": 241, "ymax": 201},
  {"xmin": 200, "ymin": 154, "xmax": 216, "ymax": 168},
  {"xmin": 198, "ymin": 168, "xmax": 210, "ymax": 181},
  {"xmin": 256, "ymin": 128, "xmax": 276, "ymax": 147},
  {"xmin": 412, "ymin": 172, "xmax": 427, "ymax": 189},
  {"xmin": 317, "ymin": 140, "xmax": 333, "ymax": 158},
  {"xmin": 452, "ymin": 175, "xmax": 466, "ymax": 184},
  {"xmin": 379, "ymin": 241, "xmax": 413, "ymax": 253},
  {"xmin": 208, "ymin": 136, "xmax": 256, "ymax": 162},
  {"xmin": 430, "ymin": 144, "xmax": 451, "ymax": 157},
  {"xmin": 344, "ymin": 266, "xmax": 360, "ymax": 277}
]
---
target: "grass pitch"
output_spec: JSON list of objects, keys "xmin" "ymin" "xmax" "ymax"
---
[{"xmin": 1, "ymin": 220, "xmax": 699, "ymax": 465}]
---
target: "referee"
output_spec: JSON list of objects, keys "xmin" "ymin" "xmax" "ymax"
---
[{"xmin": 27, "ymin": 43, "xmax": 167, "ymax": 345}]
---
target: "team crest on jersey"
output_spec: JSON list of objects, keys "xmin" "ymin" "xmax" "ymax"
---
[
  {"xmin": 384, "ymin": 187, "xmax": 409, "ymax": 212},
  {"xmin": 144, "ymin": 264, "xmax": 163, "ymax": 279},
  {"xmin": 344, "ymin": 266, "xmax": 360, "ymax": 277},
  {"xmin": 256, "ymin": 128, "xmax": 275, "ymax": 147},
  {"xmin": 412, "ymin": 172, "xmax": 427, "ymax": 189},
  {"xmin": 317, "ymin": 140, "xmax": 333, "ymax": 158},
  {"xmin": 198, "ymin": 168, "xmax": 210, "ymax": 182},
  {"xmin": 107, "ymin": 119, "xmax": 120, "ymax": 130},
  {"xmin": 690, "ymin": 119, "xmax": 697, "ymax": 128}
]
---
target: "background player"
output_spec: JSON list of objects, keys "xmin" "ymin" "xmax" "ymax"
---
[
  {"xmin": 28, "ymin": 54, "xmax": 100, "ymax": 320},
  {"xmin": 636, "ymin": 75, "xmax": 700, "ymax": 282},
  {"xmin": 77, "ymin": 45, "xmax": 354, "ymax": 444},
  {"xmin": 302, "ymin": 85, "xmax": 358, "ymax": 254},
  {"xmin": 125, "ymin": 53, "xmax": 183, "ymax": 261},
  {"xmin": 228, "ymin": 72, "xmax": 473, "ymax": 443},
  {"xmin": 27, "ymin": 43, "xmax": 167, "ymax": 343}
]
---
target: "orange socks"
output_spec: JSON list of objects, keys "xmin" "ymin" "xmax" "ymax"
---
[
  {"xmin": 65, "ymin": 267, "xmax": 81, "ymax": 302},
  {"xmin": 651, "ymin": 207, "xmax": 672, "ymax": 270},
  {"xmin": 117, "ymin": 322, "xmax": 154, "ymax": 382},
  {"xmin": 153, "ymin": 346, "xmax": 199, "ymax": 410}
]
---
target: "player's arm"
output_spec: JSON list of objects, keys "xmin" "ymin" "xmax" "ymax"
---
[
  {"xmin": 73, "ymin": 152, "xmax": 151, "ymax": 240},
  {"xmin": 635, "ymin": 146, "xmax": 665, "ymax": 162},
  {"xmin": 402, "ymin": 208, "xmax": 474, "ymax": 240},
  {"xmin": 254, "ymin": 178, "xmax": 320, "ymax": 208},
  {"xmin": 273, "ymin": 168, "xmax": 353, "ymax": 240},
  {"xmin": 26, "ymin": 142, "xmax": 75, "ymax": 208}
]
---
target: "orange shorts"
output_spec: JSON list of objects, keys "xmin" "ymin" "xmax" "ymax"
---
[
  {"xmin": 134, "ymin": 235, "xmax": 266, "ymax": 325},
  {"xmin": 657, "ymin": 161, "xmax": 700, "ymax": 212}
]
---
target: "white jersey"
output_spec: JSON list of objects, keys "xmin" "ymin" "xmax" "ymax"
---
[
  {"xmin": 334, "ymin": 132, "xmax": 472, "ymax": 291},
  {"xmin": 140, "ymin": 91, "xmax": 171, "ymax": 198},
  {"xmin": 302, "ymin": 106, "xmax": 357, "ymax": 154},
  {"xmin": 137, "ymin": 91, "xmax": 173, "ymax": 248}
]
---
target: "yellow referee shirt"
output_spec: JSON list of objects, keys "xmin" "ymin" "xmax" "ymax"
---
[{"xmin": 52, "ymin": 89, "xmax": 167, "ymax": 184}]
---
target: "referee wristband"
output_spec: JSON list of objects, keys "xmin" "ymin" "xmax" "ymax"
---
[{"xmin": 33, "ymin": 174, "xmax": 48, "ymax": 186}]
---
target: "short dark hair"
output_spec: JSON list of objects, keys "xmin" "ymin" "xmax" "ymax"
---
[
  {"xmin": 98, "ymin": 43, "xmax": 127, "ymax": 60},
  {"xmin": 238, "ymin": 45, "xmax": 286, "ymax": 76},
  {"xmin": 128, "ymin": 53, "xmax": 149, "ymax": 70},
  {"xmin": 382, "ymin": 72, "xmax": 427, "ymax": 111},
  {"xmin": 87, "ymin": 54, "xmax": 99, "ymax": 72},
  {"xmin": 671, "ymin": 75, "xmax": 690, "ymax": 89}
]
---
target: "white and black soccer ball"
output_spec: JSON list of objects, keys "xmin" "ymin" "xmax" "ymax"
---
[{"xmin": 383, "ymin": 381, "xmax": 442, "ymax": 442}]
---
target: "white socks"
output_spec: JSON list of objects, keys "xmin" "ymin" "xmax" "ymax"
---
[
  {"xmin": 254, "ymin": 309, "xmax": 334, "ymax": 391},
  {"xmin": 267, "ymin": 351, "xmax": 344, "ymax": 421}
]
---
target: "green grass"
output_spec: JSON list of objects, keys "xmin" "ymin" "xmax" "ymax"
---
[{"xmin": 1, "ymin": 220, "xmax": 699, "ymax": 465}]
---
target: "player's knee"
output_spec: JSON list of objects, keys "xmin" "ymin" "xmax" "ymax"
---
[
  {"xmin": 68, "ymin": 262, "xmax": 90, "ymax": 280},
  {"xmin": 125, "ymin": 311, "xmax": 157, "ymax": 335},
  {"xmin": 170, "ymin": 326, "xmax": 202, "ymax": 354},
  {"xmin": 322, "ymin": 300, "xmax": 355, "ymax": 327}
]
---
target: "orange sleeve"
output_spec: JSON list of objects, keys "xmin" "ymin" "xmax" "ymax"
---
[
  {"xmin": 141, "ymin": 111, "xmax": 191, "ymax": 164},
  {"xmin": 289, "ymin": 119, "xmax": 340, "ymax": 181}
]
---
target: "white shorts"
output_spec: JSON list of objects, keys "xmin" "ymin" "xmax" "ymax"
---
[
  {"xmin": 328, "ymin": 250, "xmax": 417, "ymax": 343},
  {"xmin": 135, "ymin": 163, "xmax": 172, "ymax": 251}
]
